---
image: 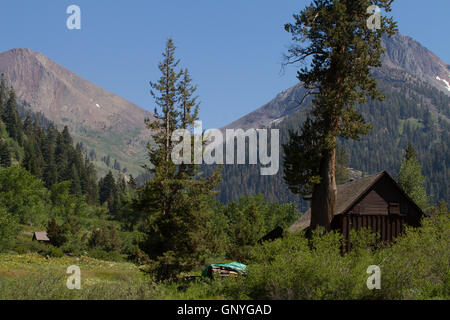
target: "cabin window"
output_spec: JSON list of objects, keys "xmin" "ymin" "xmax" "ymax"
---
[{"xmin": 389, "ymin": 203, "xmax": 400, "ymax": 215}]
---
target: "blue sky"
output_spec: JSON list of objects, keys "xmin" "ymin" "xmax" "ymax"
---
[{"xmin": 0, "ymin": 1, "xmax": 448, "ymax": 129}]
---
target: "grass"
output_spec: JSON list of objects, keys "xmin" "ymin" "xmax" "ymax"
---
[
  {"xmin": 2, "ymin": 213, "xmax": 447, "ymax": 300},
  {"xmin": 0, "ymin": 252, "xmax": 232, "ymax": 300},
  {"xmin": 0, "ymin": 253, "xmax": 159, "ymax": 299},
  {"xmin": 398, "ymin": 118, "xmax": 424, "ymax": 135}
]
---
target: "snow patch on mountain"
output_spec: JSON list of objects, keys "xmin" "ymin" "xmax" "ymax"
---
[
  {"xmin": 436, "ymin": 76, "xmax": 450, "ymax": 92},
  {"xmin": 269, "ymin": 116, "xmax": 286, "ymax": 127}
]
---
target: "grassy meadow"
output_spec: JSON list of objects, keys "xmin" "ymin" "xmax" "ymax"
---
[{"xmin": 1, "ymin": 209, "xmax": 448, "ymax": 300}]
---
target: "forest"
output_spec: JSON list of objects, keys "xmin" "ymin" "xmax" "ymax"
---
[
  {"xmin": 0, "ymin": 72, "xmax": 298, "ymax": 266},
  {"xmin": 0, "ymin": 0, "xmax": 449, "ymax": 301}
]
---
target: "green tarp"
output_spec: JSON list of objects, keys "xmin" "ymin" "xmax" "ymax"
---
[{"xmin": 201, "ymin": 262, "xmax": 247, "ymax": 278}]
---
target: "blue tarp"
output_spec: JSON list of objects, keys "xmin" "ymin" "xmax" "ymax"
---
[{"xmin": 201, "ymin": 262, "xmax": 247, "ymax": 278}]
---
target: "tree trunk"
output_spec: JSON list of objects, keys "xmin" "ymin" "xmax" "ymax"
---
[{"xmin": 310, "ymin": 144, "xmax": 337, "ymax": 231}]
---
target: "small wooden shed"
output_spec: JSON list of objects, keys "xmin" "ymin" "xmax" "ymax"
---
[
  {"xmin": 267, "ymin": 171, "xmax": 424, "ymax": 247},
  {"xmin": 32, "ymin": 232, "xmax": 50, "ymax": 242}
]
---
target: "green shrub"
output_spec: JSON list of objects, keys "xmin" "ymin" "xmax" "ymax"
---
[
  {"xmin": 43, "ymin": 246, "xmax": 64, "ymax": 258},
  {"xmin": 61, "ymin": 233, "xmax": 88, "ymax": 256},
  {"xmin": 89, "ymin": 224, "xmax": 122, "ymax": 252},
  {"xmin": 0, "ymin": 167, "xmax": 48, "ymax": 226},
  {"xmin": 218, "ymin": 212, "xmax": 449, "ymax": 300},
  {"xmin": 0, "ymin": 207, "xmax": 20, "ymax": 252},
  {"xmin": 13, "ymin": 240, "xmax": 49, "ymax": 255},
  {"xmin": 88, "ymin": 248, "xmax": 124, "ymax": 262}
]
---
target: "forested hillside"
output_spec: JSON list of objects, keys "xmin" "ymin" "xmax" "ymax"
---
[
  {"xmin": 0, "ymin": 72, "xmax": 298, "ymax": 266},
  {"xmin": 214, "ymin": 75, "xmax": 449, "ymax": 211},
  {"xmin": 0, "ymin": 48, "xmax": 155, "ymax": 177},
  {"xmin": 0, "ymin": 76, "xmax": 99, "ymax": 204},
  {"xmin": 0, "ymin": 75, "xmax": 141, "ymax": 260}
]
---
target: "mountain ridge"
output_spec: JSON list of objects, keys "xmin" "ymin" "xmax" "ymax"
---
[
  {"xmin": 0, "ymin": 48, "xmax": 155, "ymax": 176},
  {"xmin": 215, "ymin": 32, "xmax": 449, "ymax": 208},
  {"xmin": 223, "ymin": 33, "xmax": 450, "ymax": 131}
]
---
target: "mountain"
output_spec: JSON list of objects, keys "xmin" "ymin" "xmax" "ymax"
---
[
  {"xmin": 224, "ymin": 33, "xmax": 450, "ymax": 131},
  {"xmin": 0, "ymin": 48, "xmax": 155, "ymax": 176},
  {"xmin": 218, "ymin": 33, "xmax": 449, "ymax": 209},
  {"xmin": 381, "ymin": 33, "xmax": 450, "ymax": 92}
]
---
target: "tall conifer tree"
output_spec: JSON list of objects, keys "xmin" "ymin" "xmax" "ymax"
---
[
  {"xmin": 0, "ymin": 74, "xmax": 7, "ymax": 117},
  {"xmin": 283, "ymin": 0, "xmax": 397, "ymax": 230},
  {"xmin": 0, "ymin": 140, "xmax": 11, "ymax": 168},
  {"xmin": 398, "ymin": 144, "xmax": 429, "ymax": 211},
  {"xmin": 138, "ymin": 39, "xmax": 220, "ymax": 280}
]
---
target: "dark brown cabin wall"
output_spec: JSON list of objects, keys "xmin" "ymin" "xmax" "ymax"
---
[
  {"xmin": 356, "ymin": 189, "xmax": 389, "ymax": 215},
  {"xmin": 372, "ymin": 175, "xmax": 410, "ymax": 215},
  {"xmin": 347, "ymin": 175, "xmax": 422, "ymax": 227},
  {"xmin": 334, "ymin": 214, "xmax": 407, "ymax": 248},
  {"xmin": 281, "ymin": 172, "xmax": 424, "ymax": 249}
]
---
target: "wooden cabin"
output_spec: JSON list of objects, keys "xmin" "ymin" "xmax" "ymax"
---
[{"xmin": 268, "ymin": 171, "xmax": 424, "ymax": 247}]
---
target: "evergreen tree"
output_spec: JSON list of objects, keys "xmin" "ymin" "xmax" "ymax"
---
[
  {"xmin": 0, "ymin": 140, "xmax": 11, "ymax": 168},
  {"xmin": 84, "ymin": 161, "xmax": 99, "ymax": 205},
  {"xmin": 22, "ymin": 139, "xmax": 42, "ymax": 177},
  {"xmin": 55, "ymin": 131, "xmax": 70, "ymax": 181},
  {"xmin": 405, "ymin": 143, "xmax": 417, "ymax": 161},
  {"xmin": 42, "ymin": 125, "xmax": 59, "ymax": 188},
  {"xmin": 0, "ymin": 75, "xmax": 101, "ymax": 200},
  {"xmin": 3, "ymin": 89, "xmax": 23, "ymax": 145},
  {"xmin": 0, "ymin": 74, "xmax": 7, "ymax": 115},
  {"xmin": 398, "ymin": 144, "xmax": 429, "ymax": 211},
  {"xmin": 138, "ymin": 39, "xmax": 220, "ymax": 280},
  {"xmin": 47, "ymin": 217, "xmax": 67, "ymax": 247},
  {"xmin": 283, "ymin": 0, "xmax": 397, "ymax": 230},
  {"xmin": 23, "ymin": 113, "xmax": 33, "ymax": 136},
  {"xmin": 70, "ymin": 164, "xmax": 82, "ymax": 196},
  {"xmin": 99, "ymin": 171, "xmax": 117, "ymax": 205}
]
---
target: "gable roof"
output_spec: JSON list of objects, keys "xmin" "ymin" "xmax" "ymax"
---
[
  {"xmin": 33, "ymin": 232, "xmax": 50, "ymax": 241},
  {"xmin": 287, "ymin": 171, "xmax": 417, "ymax": 233}
]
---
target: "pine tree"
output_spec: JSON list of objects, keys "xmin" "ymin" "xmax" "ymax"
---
[
  {"xmin": 138, "ymin": 39, "xmax": 220, "ymax": 280},
  {"xmin": 405, "ymin": 143, "xmax": 417, "ymax": 161},
  {"xmin": 178, "ymin": 68, "xmax": 199, "ymax": 129},
  {"xmin": 70, "ymin": 164, "xmax": 82, "ymax": 196},
  {"xmin": 47, "ymin": 217, "xmax": 67, "ymax": 247},
  {"xmin": 0, "ymin": 140, "xmax": 11, "ymax": 168},
  {"xmin": 23, "ymin": 113, "xmax": 33, "ymax": 136},
  {"xmin": 3, "ymin": 89, "xmax": 23, "ymax": 145},
  {"xmin": 0, "ymin": 74, "xmax": 7, "ymax": 117},
  {"xmin": 43, "ymin": 125, "xmax": 59, "ymax": 188},
  {"xmin": 283, "ymin": 0, "xmax": 397, "ymax": 230},
  {"xmin": 55, "ymin": 131, "xmax": 70, "ymax": 182},
  {"xmin": 84, "ymin": 161, "xmax": 99, "ymax": 205},
  {"xmin": 99, "ymin": 171, "xmax": 119, "ymax": 214},
  {"xmin": 22, "ymin": 139, "xmax": 42, "ymax": 177},
  {"xmin": 398, "ymin": 144, "xmax": 429, "ymax": 211}
]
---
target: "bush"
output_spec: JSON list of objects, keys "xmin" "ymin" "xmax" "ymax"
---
[
  {"xmin": 47, "ymin": 217, "xmax": 68, "ymax": 247},
  {"xmin": 221, "ymin": 195, "xmax": 299, "ymax": 261},
  {"xmin": 60, "ymin": 233, "xmax": 87, "ymax": 256},
  {"xmin": 46, "ymin": 246, "xmax": 64, "ymax": 258},
  {"xmin": 0, "ymin": 167, "xmax": 48, "ymax": 226},
  {"xmin": 0, "ymin": 207, "xmax": 20, "ymax": 252},
  {"xmin": 218, "ymin": 212, "xmax": 449, "ymax": 300},
  {"xmin": 89, "ymin": 224, "xmax": 122, "ymax": 252},
  {"xmin": 13, "ymin": 240, "xmax": 49, "ymax": 255}
]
